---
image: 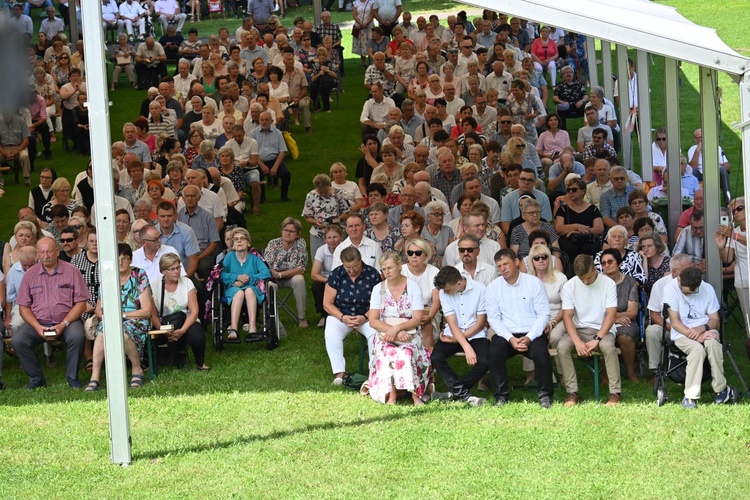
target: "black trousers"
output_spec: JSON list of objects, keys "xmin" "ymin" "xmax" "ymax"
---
[
  {"xmin": 262, "ymin": 155, "xmax": 291, "ymax": 199},
  {"xmin": 311, "ymin": 280, "xmax": 326, "ymax": 317},
  {"xmin": 490, "ymin": 334, "xmax": 553, "ymax": 401},
  {"xmin": 310, "ymin": 78, "xmax": 336, "ymax": 111},
  {"xmin": 431, "ymin": 337, "xmax": 490, "ymax": 400},
  {"xmin": 154, "ymin": 322, "xmax": 206, "ymax": 367}
]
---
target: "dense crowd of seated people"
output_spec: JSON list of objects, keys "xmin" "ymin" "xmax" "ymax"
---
[{"xmin": 0, "ymin": 5, "xmax": 745, "ymax": 410}]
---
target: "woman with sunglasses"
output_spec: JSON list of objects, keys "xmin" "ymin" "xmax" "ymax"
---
[
  {"xmin": 395, "ymin": 210, "xmax": 439, "ymax": 267},
  {"xmin": 521, "ymin": 242, "xmax": 567, "ymax": 385},
  {"xmin": 519, "ymin": 230, "xmax": 564, "ymax": 274},
  {"xmin": 594, "ymin": 225, "xmax": 646, "ymax": 284},
  {"xmin": 716, "ymin": 198, "xmax": 748, "ymax": 324},
  {"xmin": 402, "ymin": 238, "xmax": 440, "ymax": 349},
  {"xmin": 599, "ymin": 248, "xmax": 640, "ymax": 382},
  {"xmin": 554, "ymin": 177, "xmax": 603, "ymax": 263}
]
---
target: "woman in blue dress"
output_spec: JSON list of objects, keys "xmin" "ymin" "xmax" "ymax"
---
[{"xmin": 220, "ymin": 228, "xmax": 271, "ymax": 341}]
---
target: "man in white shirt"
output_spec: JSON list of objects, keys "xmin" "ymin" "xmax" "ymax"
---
[
  {"xmin": 557, "ymin": 254, "xmax": 620, "ymax": 407},
  {"xmin": 454, "ymin": 235, "xmax": 496, "ymax": 285},
  {"xmin": 332, "ymin": 214, "xmax": 383, "ymax": 272},
  {"xmin": 153, "ymin": 0, "xmax": 187, "ymax": 34},
  {"xmin": 430, "ymin": 266, "xmax": 489, "ymax": 407},
  {"xmin": 131, "ymin": 225, "xmax": 186, "ymax": 283},
  {"xmin": 101, "ymin": 0, "xmax": 123, "ymax": 35},
  {"xmin": 644, "ymin": 254, "xmax": 694, "ymax": 380},
  {"xmin": 471, "ymin": 92, "xmax": 497, "ymax": 132},
  {"xmin": 686, "ymin": 127, "xmax": 731, "ymax": 201},
  {"xmin": 486, "ymin": 249, "xmax": 552, "ymax": 408},
  {"xmin": 118, "ymin": 0, "xmax": 147, "ymax": 41},
  {"xmin": 663, "ymin": 266, "xmax": 737, "ymax": 409},
  {"xmin": 9, "ymin": 4, "xmax": 34, "ymax": 37},
  {"xmin": 443, "ymin": 214, "xmax": 501, "ymax": 267},
  {"xmin": 360, "ymin": 83, "xmax": 396, "ymax": 137}
]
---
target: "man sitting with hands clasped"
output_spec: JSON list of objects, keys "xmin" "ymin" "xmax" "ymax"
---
[{"xmin": 430, "ymin": 265, "xmax": 489, "ymax": 407}]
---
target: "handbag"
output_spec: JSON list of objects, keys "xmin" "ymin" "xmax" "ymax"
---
[
  {"xmin": 283, "ymin": 130, "xmax": 299, "ymax": 160},
  {"xmin": 116, "ymin": 54, "xmax": 132, "ymax": 66},
  {"xmin": 377, "ymin": 282, "xmax": 417, "ymax": 345},
  {"xmin": 160, "ymin": 279, "xmax": 187, "ymax": 330},
  {"xmin": 352, "ymin": 25, "xmax": 361, "ymax": 38}
]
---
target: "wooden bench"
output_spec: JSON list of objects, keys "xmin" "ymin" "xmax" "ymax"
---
[
  {"xmin": 549, "ymin": 348, "xmax": 621, "ymax": 401},
  {"xmin": 145, "ymin": 329, "xmax": 171, "ymax": 381}
]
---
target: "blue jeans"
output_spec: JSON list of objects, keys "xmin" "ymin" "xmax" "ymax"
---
[{"xmin": 24, "ymin": 0, "xmax": 54, "ymax": 16}]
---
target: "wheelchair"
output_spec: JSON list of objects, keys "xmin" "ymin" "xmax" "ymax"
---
[
  {"xmin": 653, "ymin": 304, "xmax": 739, "ymax": 407},
  {"xmin": 208, "ymin": 263, "xmax": 280, "ymax": 352}
]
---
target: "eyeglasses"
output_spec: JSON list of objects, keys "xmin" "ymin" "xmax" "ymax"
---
[
  {"xmin": 519, "ymin": 177, "xmax": 534, "ymax": 183},
  {"xmin": 282, "ymin": 229, "xmax": 298, "ymax": 234},
  {"xmin": 164, "ymin": 266, "xmax": 181, "ymax": 272},
  {"xmin": 655, "ymin": 137, "xmax": 666, "ymax": 142},
  {"xmin": 458, "ymin": 247, "xmax": 477, "ymax": 253},
  {"xmin": 429, "ymin": 213, "xmax": 444, "ymax": 217},
  {"xmin": 611, "ymin": 176, "xmax": 627, "ymax": 182},
  {"xmin": 524, "ymin": 210, "xmax": 541, "ymax": 216},
  {"xmin": 600, "ymin": 259, "xmax": 617, "ymax": 266},
  {"xmin": 142, "ymin": 237, "xmax": 161, "ymax": 243},
  {"xmin": 531, "ymin": 255, "xmax": 548, "ymax": 262},
  {"xmin": 60, "ymin": 238, "xmax": 76, "ymax": 243},
  {"xmin": 302, "ymin": 38, "xmax": 310, "ymax": 41},
  {"xmin": 732, "ymin": 206, "xmax": 745, "ymax": 213},
  {"xmin": 343, "ymin": 263, "xmax": 361, "ymax": 272},
  {"xmin": 406, "ymin": 250, "xmax": 424, "ymax": 257},
  {"xmin": 567, "ymin": 187, "xmax": 579, "ymax": 193}
]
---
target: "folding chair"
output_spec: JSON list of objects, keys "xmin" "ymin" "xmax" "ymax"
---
[
  {"xmin": 274, "ymin": 284, "xmax": 298, "ymax": 324},
  {"xmin": 207, "ymin": 0, "xmax": 225, "ymax": 20}
]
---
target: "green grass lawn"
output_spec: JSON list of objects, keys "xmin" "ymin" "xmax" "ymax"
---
[{"xmin": 1, "ymin": 0, "xmax": 750, "ymax": 497}]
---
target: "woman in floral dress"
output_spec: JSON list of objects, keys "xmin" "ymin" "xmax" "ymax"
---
[
  {"xmin": 351, "ymin": 0, "xmax": 374, "ymax": 68},
  {"xmin": 367, "ymin": 251, "xmax": 432, "ymax": 404}
]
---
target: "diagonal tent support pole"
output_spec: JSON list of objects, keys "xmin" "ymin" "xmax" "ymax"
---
[{"xmin": 81, "ymin": 0, "xmax": 132, "ymax": 465}]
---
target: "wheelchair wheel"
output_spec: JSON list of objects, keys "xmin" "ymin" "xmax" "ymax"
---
[
  {"xmin": 656, "ymin": 386, "xmax": 667, "ymax": 407},
  {"xmin": 265, "ymin": 285, "xmax": 280, "ymax": 350},
  {"xmin": 212, "ymin": 286, "xmax": 224, "ymax": 352}
]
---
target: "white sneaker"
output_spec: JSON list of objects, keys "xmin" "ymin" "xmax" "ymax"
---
[
  {"xmin": 465, "ymin": 396, "xmax": 486, "ymax": 407},
  {"xmin": 317, "ymin": 318, "xmax": 326, "ymax": 328},
  {"xmin": 332, "ymin": 377, "xmax": 344, "ymax": 386}
]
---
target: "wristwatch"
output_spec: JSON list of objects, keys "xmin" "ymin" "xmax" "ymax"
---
[
  {"xmin": 593, "ymin": 335, "xmax": 602, "ymax": 342},
  {"xmin": 63, "ymin": 320, "xmax": 71, "ymax": 327}
]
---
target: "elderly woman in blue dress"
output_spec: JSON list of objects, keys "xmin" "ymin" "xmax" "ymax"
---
[
  {"xmin": 220, "ymin": 228, "xmax": 271, "ymax": 341},
  {"xmin": 367, "ymin": 250, "xmax": 433, "ymax": 405}
]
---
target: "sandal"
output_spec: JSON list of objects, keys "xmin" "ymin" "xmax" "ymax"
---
[
  {"xmin": 85, "ymin": 380, "xmax": 100, "ymax": 391},
  {"xmin": 196, "ymin": 364, "xmax": 211, "ymax": 371},
  {"xmin": 85, "ymin": 359, "xmax": 93, "ymax": 372},
  {"xmin": 129, "ymin": 374, "xmax": 145, "ymax": 388},
  {"xmin": 226, "ymin": 328, "xmax": 238, "ymax": 341}
]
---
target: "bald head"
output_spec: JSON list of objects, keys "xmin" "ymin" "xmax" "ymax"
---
[{"xmin": 414, "ymin": 171, "xmax": 431, "ymax": 184}]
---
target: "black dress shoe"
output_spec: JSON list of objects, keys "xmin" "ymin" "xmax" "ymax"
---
[
  {"xmin": 67, "ymin": 376, "xmax": 83, "ymax": 388},
  {"xmin": 280, "ymin": 196, "xmax": 292, "ymax": 202},
  {"xmin": 27, "ymin": 379, "xmax": 47, "ymax": 389}
]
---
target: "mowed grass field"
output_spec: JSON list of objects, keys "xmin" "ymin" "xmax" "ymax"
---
[{"xmin": 1, "ymin": 1, "xmax": 750, "ymax": 497}]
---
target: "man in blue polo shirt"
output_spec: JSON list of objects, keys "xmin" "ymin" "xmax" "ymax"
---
[
  {"xmin": 250, "ymin": 111, "xmax": 291, "ymax": 202},
  {"xmin": 177, "ymin": 185, "xmax": 220, "ymax": 279},
  {"xmin": 156, "ymin": 201, "xmax": 200, "ymax": 278}
]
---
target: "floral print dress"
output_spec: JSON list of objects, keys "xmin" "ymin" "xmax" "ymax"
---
[
  {"xmin": 96, "ymin": 267, "xmax": 151, "ymax": 356},
  {"xmin": 368, "ymin": 279, "xmax": 432, "ymax": 403}
]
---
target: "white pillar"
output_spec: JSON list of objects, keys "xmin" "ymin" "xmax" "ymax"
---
[
  {"xmin": 636, "ymin": 49, "xmax": 653, "ymax": 182},
  {"xmin": 601, "ymin": 41, "xmax": 614, "ymax": 103},
  {"xmin": 616, "ymin": 44, "xmax": 632, "ymax": 170},
  {"xmin": 81, "ymin": 0, "xmax": 132, "ymax": 465},
  {"xmin": 700, "ymin": 66, "xmax": 722, "ymax": 294},
  {"xmin": 587, "ymin": 36, "xmax": 598, "ymax": 89},
  {"xmin": 738, "ymin": 71, "xmax": 750, "ymax": 328},
  {"xmin": 663, "ymin": 57, "xmax": 681, "ymax": 247}
]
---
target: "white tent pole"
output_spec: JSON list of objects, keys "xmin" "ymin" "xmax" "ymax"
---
[
  {"xmin": 636, "ymin": 49, "xmax": 653, "ymax": 182},
  {"xmin": 587, "ymin": 36, "xmax": 598, "ymax": 88},
  {"xmin": 700, "ymin": 66, "xmax": 722, "ymax": 293},
  {"xmin": 663, "ymin": 57, "xmax": 681, "ymax": 248},
  {"xmin": 616, "ymin": 44, "xmax": 632, "ymax": 170},
  {"xmin": 81, "ymin": 0, "xmax": 132, "ymax": 465},
  {"xmin": 738, "ymin": 71, "xmax": 750, "ymax": 331},
  {"xmin": 602, "ymin": 41, "xmax": 614, "ymax": 103}
]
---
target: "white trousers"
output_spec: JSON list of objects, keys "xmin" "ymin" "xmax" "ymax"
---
[{"xmin": 324, "ymin": 315, "xmax": 376, "ymax": 374}]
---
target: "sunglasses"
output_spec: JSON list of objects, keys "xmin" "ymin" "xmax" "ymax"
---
[
  {"xmin": 60, "ymin": 238, "xmax": 76, "ymax": 243},
  {"xmin": 567, "ymin": 187, "xmax": 579, "ymax": 193},
  {"xmin": 500, "ymin": 120, "xmax": 512, "ymax": 124},
  {"xmin": 732, "ymin": 206, "xmax": 745, "ymax": 213},
  {"xmin": 655, "ymin": 137, "xmax": 666, "ymax": 142},
  {"xmin": 601, "ymin": 259, "xmax": 617, "ymax": 266},
  {"xmin": 406, "ymin": 250, "xmax": 424, "ymax": 257},
  {"xmin": 458, "ymin": 247, "xmax": 477, "ymax": 253},
  {"xmin": 71, "ymin": 224, "xmax": 83, "ymax": 229},
  {"xmin": 532, "ymin": 255, "xmax": 548, "ymax": 262}
]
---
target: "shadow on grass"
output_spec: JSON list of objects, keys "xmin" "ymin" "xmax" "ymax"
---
[{"xmin": 132, "ymin": 405, "xmax": 433, "ymax": 461}]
